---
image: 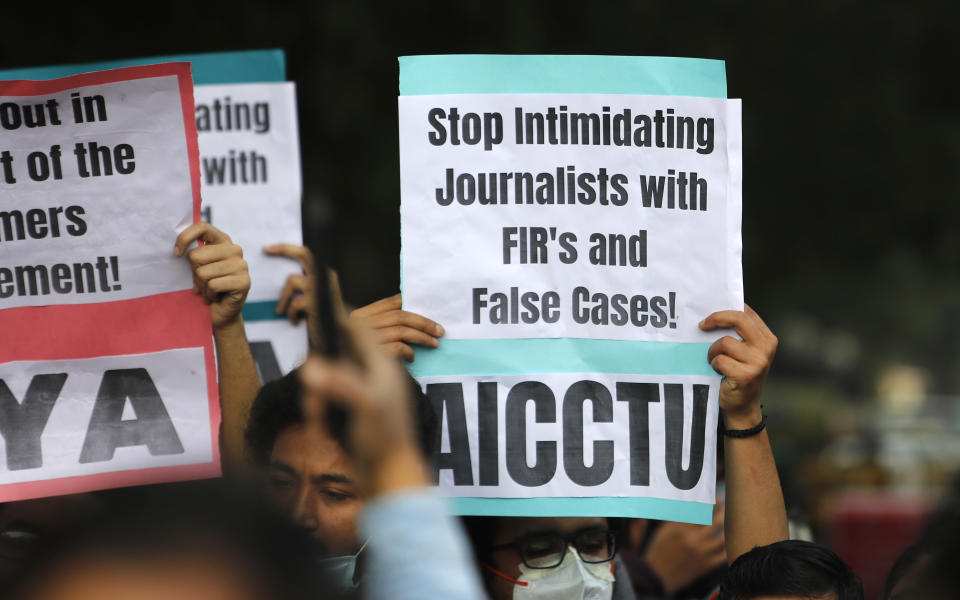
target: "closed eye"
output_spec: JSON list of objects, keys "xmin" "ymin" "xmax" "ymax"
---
[
  {"xmin": 318, "ymin": 487, "xmax": 356, "ymax": 502},
  {"xmin": 268, "ymin": 476, "xmax": 297, "ymax": 491}
]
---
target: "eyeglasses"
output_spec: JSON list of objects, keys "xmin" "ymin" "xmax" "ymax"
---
[{"xmin": 488, "ymin": 527, "xmax": 616, "ymax": 569}]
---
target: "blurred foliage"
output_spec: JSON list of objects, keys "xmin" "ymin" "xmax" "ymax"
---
[{"xmin": 2, "ymin": 0, "xmax": 959, "ymax": 393}]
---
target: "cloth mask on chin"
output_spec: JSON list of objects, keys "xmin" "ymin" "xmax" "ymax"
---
[{"xmin": 512, "ymin": 547, "xmax": 615, "ymax": 600}]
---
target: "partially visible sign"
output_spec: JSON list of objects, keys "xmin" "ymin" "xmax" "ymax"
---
[
  {"xmin": 196, "ymin": 82, "xmax": 308, "ymax": 377},
  {"xmin": 423, "ymin": 372, "xmax": 718, "ymax": 503},
  {"xmin": 0, "ymin": 64, "xmax": 220, "ymax": 501},
  {"xmin": 0, "ymin": 51, "xmax": 308, "ymax": 381},
  {"xmin": 400, "ymin": 55, "xmax": 740, "ymax": 524}
]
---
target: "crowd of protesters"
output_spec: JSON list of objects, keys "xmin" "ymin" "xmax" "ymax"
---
[{"xmin": 1, "ymin": 221, "xmax": 959, "ymax": 600}]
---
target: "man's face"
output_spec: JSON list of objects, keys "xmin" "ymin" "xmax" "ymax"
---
[
  {"xmin": 484, "ymin": 516, "xmax": 610, "ymax": 600},
  {"xmin": 266, "ymin": 424, "xmax": 361, "ymax": 557}
]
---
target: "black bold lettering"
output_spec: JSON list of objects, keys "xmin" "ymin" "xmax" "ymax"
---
[
  {"xmin": 542, "ymin": 292, "xmax": 561, "ymax": 323},
  {"xmin": 505, "ymin": 381, "xmax": 557, "ymax": 486},
  {"xmin": 427, "ymin": 108, "xmax": 447, "ymax": 146},
  {"xmin": 558, "ymin": 232, "xmax": 578, "ymax": 263},
  {"xmin": 663, "ymin": 383, "xmax": 708, "ymax": 490},
  {"xmin": 0, "ymin": 210, "xmax": 25, "ymax": 241},
  {"xmin": 462, "ymin": 113, "xmax": 481, "ymax": 145},
  {"xmin": 426, "ymin": 383, "xmax": 474, "ymax": 485},
  {"xmin": 572, "ymin": 286, "xmax": 590, "ymax": 324},
  {"xmin": 114, "ymin": 144, "xmax": 135, "ymax": 174},
  {"xmin": 616, "ymin": 383, "xmax": 659, "ymax": 486},
  {"xmin": 562, "ymin": 380, "xmax": 614, "ymax": 486},
  {"xmin": 0, "ymin": 374, "xmax": 66, "ymax": 470},
  {"xmin": 79, "ymin": 369, "xmax": 184, "ymax": 463},
  {"xmin": 478, "ymin": 382, "xmax": 498, "ymax": 486},
  {"xmin": 650, "ymin": 296, "xmax": 669, "ymax": 328},
  {"xmin": 249, "ymin": 341, "xmax": 283, "ymax": 383}
]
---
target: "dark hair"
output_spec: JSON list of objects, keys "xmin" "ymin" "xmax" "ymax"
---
[
  {"xmin": 882, "ymin": 495, "xmax": 960, "ymax": 600},
  {"xmin": 246, "ymin": 369, "xmax": 305, "ymax": 465},
  {"xmin": 7, "ymin": 481, "xmax": 330, "ymax": 600},
  {"xmin": 882, "ymin": 541, "xmax": 931, "ymax": 599},
  {"xmin": 718, "ymin": 540, "xmax": 863, "ymax": 600},
  {"xmin": 245, "ymin": 367, "xmax": 438, "ymax": 466}
]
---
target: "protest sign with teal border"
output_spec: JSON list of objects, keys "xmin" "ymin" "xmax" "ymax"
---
[
  {"xmin": 400, "ymin": 55, "xmax": 735, "ymax": 524},
  {"xmin": 0, "ymin": 49, "xmax": 285, "ymax": 85}
]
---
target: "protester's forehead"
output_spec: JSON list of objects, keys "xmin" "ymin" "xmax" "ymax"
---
[
  {"xmin": 269, "ymin": 424, "xmax": 354, "ymax": 478},
  {"xmin": 494, "ymin": 516, "xmax": 608, "ymax": 540}
]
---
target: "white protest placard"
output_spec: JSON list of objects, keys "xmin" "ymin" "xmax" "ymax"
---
[
  {"xmin": 0, "ymin": 348, "xmax": 214, "ymax": 486},
  {"xmin": 423, "ymin": 373, "xmax": 719, "ymax": 503},
  {"xmin": 195, "ymin": 82, "xmax": 308, "ymax": 379},
  {"xmin": 400, "ymin": 55, "xmax": 738, "ymax": 523},
  {"xmin": 0, "ymin": 67, "xmax": 197, "ymax": 309},
  {"xmin": 400, "ymin": 93, "xmax": 742, "ymax": 342},
  {"xmin": 0, "ymin": 64, "xmax": 221, "ymax": 502}
]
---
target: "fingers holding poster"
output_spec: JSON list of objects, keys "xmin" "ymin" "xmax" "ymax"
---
[
  {"xmin": 0, "ymin": 64, "xmax": 199, "ymax": 309},
  {"xmin": 400, "ymin": 93, "xmax": 742, "ymax": 343}
]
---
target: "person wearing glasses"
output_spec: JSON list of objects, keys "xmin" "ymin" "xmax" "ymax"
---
[
  {"xmin": 464, "ymin": 516, "xmax": 629, "ymax": 599},
  {"xmin": 464, "ymin": 306, "xmax": 788, "ymax": 600}
]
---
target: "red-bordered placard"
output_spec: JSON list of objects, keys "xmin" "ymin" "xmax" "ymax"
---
[
  {"xmin": 0, "ymin": 64, "xmax": 219, "ymax": 500},
  {"xmin": 0, "ymin": 63, "xmax": 201, "ymax": 224}
]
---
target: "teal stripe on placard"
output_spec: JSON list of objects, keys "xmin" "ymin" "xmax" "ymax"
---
[
  {"xmin": 399, "ymin": 55, "xmax": 726, "ymax": 97},
  {"xmin": 241, "ymin": 300, "xmax": 287, "ymax": 322},
  {"xmin": 0, "ymin": 49, "xmax": 285, "ymax": 85},
  {"xmin": 408, "ymin": 339, "xmax": 713, "ymax": 378},
  {"xmin": 447, "ymin": 497, "xmax": 712, "ymax": 524}
]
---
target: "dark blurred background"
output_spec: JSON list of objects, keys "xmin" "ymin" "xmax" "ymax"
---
[{"xmin": 3, "ymin": 2, "xmax": 959, "ymax": 596}]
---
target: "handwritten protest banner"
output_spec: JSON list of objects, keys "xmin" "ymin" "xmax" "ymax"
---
[
  {"xmin": 400, "ymin": 55, "xmax": 741, "ymax": 523},
  {"xmin": 0, "ymin": 63, "xmax": 219, "ymax": 501},
  {"xmin": 0, "ymin": 50, "xmax": 309, "ymax": 382}
]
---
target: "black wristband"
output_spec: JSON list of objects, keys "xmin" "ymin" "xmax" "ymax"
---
[{"xmin": 721, "ymin": 413, "xmax": 767, "ymax": 438}]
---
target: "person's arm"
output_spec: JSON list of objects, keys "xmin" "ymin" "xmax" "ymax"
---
[
  {"xmin": 699, "ymin": 305, "xmax": 788, "ymax": 563},
  {"xmin": 176, "ymin": 223, "xmax": 259, "ymax": 473},
  {"xmin": 298, "ymin": 321, "xmax": 485, "ymax": 600}
]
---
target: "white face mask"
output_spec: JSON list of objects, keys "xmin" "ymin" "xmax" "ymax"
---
[
  {"xmin": 512, "ymin": 547, "xmax": 615, "ymax": 600},
  {"xmin": 317, "ymin": 540, "xmax": 367, "ymax": 594}
]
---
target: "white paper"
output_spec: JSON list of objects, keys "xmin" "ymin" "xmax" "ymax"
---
[
  {"xmin": 400, "ymin": 94, "xmax": 743, "ymax": 343},
  {"xmin": 195, "ymin": 82, "xmax": 308, "ymax": 376},
  {"xmin": 244, "ymin": 319, "xmax": 309, "ymax": 378},
  {"xmin": 0, "ymin": 75, "xmax": 195, "ymax": 309},
  {"xmin": 419, "ymin": 372, "xmax": 719, "ymax": 503},
  {"xmin": 195, "ymin": 82, "xmax": 303, "ymax": 303},
  {"xmin": 0, "ymin": 347, "xmax": 213, "ymax": 485}
]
